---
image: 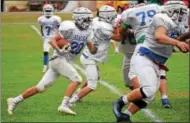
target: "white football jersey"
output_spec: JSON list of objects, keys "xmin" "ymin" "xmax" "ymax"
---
[
  {"xmin": 53, "ymin": 20, "xmax": 93, "ymax": 61},
  {"xmin": 38, "ymin": 15, "xmax": 61, "ymax": 38},
  {"xmin": 143, "ymin": 13, "xmax": 178, "ymax": 58},
  {"xmin": 82, "ymin": 17, "xmax": 113, "ymax": 62},
  {"xmin": 121, "ymin": 4, "xmax": 161, "ymax": 42}
]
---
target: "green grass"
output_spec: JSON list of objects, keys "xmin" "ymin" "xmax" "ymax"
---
[{"xmin": 1, "ymin": 13, "xmax": 189, "ymax": 122}]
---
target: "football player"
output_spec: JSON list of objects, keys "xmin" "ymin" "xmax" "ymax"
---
[
  {"xmin": 7, "ymin": 7, "xmax": 97, "ymax": 116},
  {"xmin": 68, "ymin": 5, "xmax": 119, "ymax": 107},
  {"xmin": 116, "ymin": 0, "xmax": 173, "ymax": 108},
  {"xmin": 38, "ymin": 4, "xmax": 61, "ymax": 72},
  {"xmin": 113, "ymin": 1, "xmax": 188, "ymax": 122}
]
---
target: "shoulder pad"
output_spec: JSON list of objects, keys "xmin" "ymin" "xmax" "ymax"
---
[
  {"xmin": 121, "ymin": 8, "xmax": 133, "ymax": 22},
  {"xmin": 154, "ymin": 13, "xmax": 172, "ymax": 23},
  {"xmin": 59, "ymin": 21, "xmax": 75, "ymax": 31},
  {"xmin": 53, "ymin": 15, "xmax": 61, "ymax": 21},
  {"xmin": 37, "ymin": 15, "xmax": 44, "ymax": 22},
  {"xmin": 154, "ymin": 13, "xmax": 177, "ymax": 28}
]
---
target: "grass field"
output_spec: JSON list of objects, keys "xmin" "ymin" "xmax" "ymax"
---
[{"xmin": 1, "ymin": 13, "xmax": 189, "ymax": 122}]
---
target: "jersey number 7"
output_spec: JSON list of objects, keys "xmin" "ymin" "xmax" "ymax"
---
[{"xmin": 45, "ymin": 26, "xmax": 51, "ymax": 36}]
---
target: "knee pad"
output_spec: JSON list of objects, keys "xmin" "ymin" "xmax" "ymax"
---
[
  {"xmin": 132, "ymin": 99, "xmax": 148, "ymax": 109},
  {"xmin": 36, "ymin": 83, "xmax": 45, "ymax": 93},
  {"xmin": 87, "ymin": 80, "xmax": 98, "ymax": 90},
  {"xmin": 141, "ymin": 86, "xmax": 157, "ymax": 98},
  {"xmin": 71, "ymin": 74, "xmax": 83, "ymax": 83}
]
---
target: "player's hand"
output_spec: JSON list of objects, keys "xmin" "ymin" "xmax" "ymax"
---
[{"xmin": 176, "ymin": 42, "xmax": 189, "ymax": 53}]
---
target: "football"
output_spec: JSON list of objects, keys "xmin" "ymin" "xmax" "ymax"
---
[{"xmin": 57, "ymin": 38, "xmax": 69, "ymax": 49}]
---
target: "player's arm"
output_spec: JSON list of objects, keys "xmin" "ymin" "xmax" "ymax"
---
[
  {"xmin": 112, "ymin": 23, "xmax": 127, "ymax": 41},
  {"xmin": 49, "ymin": 33, "xmax": 62, "ymax": 51},
  {"xmin": 40, "ymin": 25, "xmax": 44, "ymax": 37},
  {"xmin": 154, "ymin": 27, "xmax": 189, "ymax": 52},
  {"xmin": 113, "ymin": 22, "xmax": 132, "ymax": 43},
  {"xmin": 37, "ymin": 17, "xmax": 44, "ymax": 37},
  {"xmin": 86, "ymin": 29, "xmax": 97, "ymax": 54},
  {"xmin": 86, "ymin": 41, "xmax": 97, "ymax": 54},
  {"xmin": 112, "ymin": 26, "xmax": 122, "ymax": 41}
]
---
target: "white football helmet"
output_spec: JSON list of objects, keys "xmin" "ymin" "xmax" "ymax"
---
[
  {"xmin": 128, "ymin": 1, "xmax": 138, "ymax": 8},
  {"xmin": 130, "ymin": 0, "xmax": 147, "ymax": 8},
  {"xmin": 43, "ymin": 4, "xmax": 54, "ymax": 17},
  {"xmin": 163, "ymin": 1, "xmax": 187, "ymax": 25},
  {"xmin": 72, "ymin": 7, "xmax": 93, "ymax": 30},
  {"xmin": 98, "ymin": 5, "xmax": 117, "ymax": 24}
]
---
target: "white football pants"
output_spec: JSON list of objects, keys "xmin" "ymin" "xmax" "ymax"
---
[
  {"xmin": 43, "ymin": 37, "xmax": 52, "ymax": 52},
  {"xmin": 36, "ymin": 56, "xmax": 82, "ymax": 92},
  {"xmin": 80, "ymin": 55, "xmax": 100, "ymax": 90},
  {"xmin": 129, "ymin": 53, "xmax": 161, "ymax": 103}
]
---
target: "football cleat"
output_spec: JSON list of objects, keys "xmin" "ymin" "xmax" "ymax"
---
[
  {"xmin": 116, "ymin": 113, "xmax": 132, "ymax": 123},
  {"xmin": 68, "ymin": 101, "xmax": 76, "ymax": 108},
  {"xmin": 113, "ymin": 97, "xmax": 132, "ymax": 122},
  {"xmin": 113, "ymin": 97, "xmax": 125, "ymax": 114},
  {"xmin": 58, "ymin": 105, "xmax": 76, "ymax": 115},
  {"xmin": 7, "ymin": 98, "xmax": 16, "ymax": 115},
  {"xmin": 162, "ymin": 98, "xmax": 172, "ymax": 108}
]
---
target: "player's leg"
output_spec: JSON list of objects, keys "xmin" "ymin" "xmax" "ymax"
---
[
  {"xmin": 159, "ymin": 69, "xmax": 172, "ymax": 108},
  {"xmin": 57, "ymin": 58, "xmax": 82, "ymax": 115},
  {"xmin": 128, "ymin": 45, "xmax": 143, "ymax": 90},
  {"xmin": 7, "ymin": 69, "xmax": 59, "ymax": 115},
  {"xmin": 71, "ymin": 81, "xmax": 87, "ymax": 102},
  {"xmin": 70, "ymin": 56, "xmax": 99, "ymax": 106},
  {"xmin": 121, "ymin": 52, "xmax": 145, "ymax": 117},
  {"xmin": 77, "ymin": 81, "xmax": 87, "ymax": 92},
  {"xmin": 121, "ymin": 55, "xmax": 142, "ymax": 117},
  {"xmin": 113, "ymin": 55, "xmax": 160, "ymax": 122},
  {"xmin": 42, "ymin": 39, "xmax": 51, "ymax": 72},
  {"xmin": 122, "ymin": 53, "xmax": 134, "ymax": 89}
]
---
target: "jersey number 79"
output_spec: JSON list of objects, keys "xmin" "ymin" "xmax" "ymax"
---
[{"xmin": 136, "ymin": 9, "xmax": 156, "ymax": 26}]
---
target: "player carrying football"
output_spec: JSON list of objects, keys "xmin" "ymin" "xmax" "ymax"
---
[{"xmin": 7, "ymin": 7, "xmax": 97, "ymax": 116}]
